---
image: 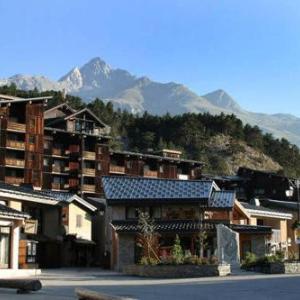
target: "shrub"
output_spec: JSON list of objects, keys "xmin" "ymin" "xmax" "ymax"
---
[
  {"xmin": 171, "ymin": 235, "xmax": 184, "ymax": 264},
  {"xmin": 140, "ymin": 256, "xmax": 159, "ymax": 266},
  {"xmin": 209, "ymin": 255, "xmax": 219, "ymax": 265},
  {"xmin": 242, "ymin": 252, "xmax": 257, "ymax": 269}
]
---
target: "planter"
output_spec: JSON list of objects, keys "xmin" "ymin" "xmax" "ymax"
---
[{"xmin": 123, "ymin": 264, "xmax": 231, "ymax": 278}]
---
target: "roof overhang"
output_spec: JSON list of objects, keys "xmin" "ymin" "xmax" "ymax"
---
[
  {"xmin": 0, "ymin": 189, "xmax": 59, "ymax": 205},
  {"xmin": 65, "ymin": 195, "xmax": 97, "ymax": 212},
  {"xmin": 246, "ymin": 208, "xmax": 293, "ymax": 220}
]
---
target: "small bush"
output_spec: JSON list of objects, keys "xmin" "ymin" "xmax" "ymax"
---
[
  {"xmin": 140, "ymin": 256, "xmax": 159, "ymax": 266},
  {"xmin": 171, "ymin": 235, "xmax": 184, "ymax": 264}
]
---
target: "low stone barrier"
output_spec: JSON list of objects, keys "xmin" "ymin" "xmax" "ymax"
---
[
  {"xmin": 123, "ymin": 264, "xmax": 231, "ymax": 278},
  {"xmin": 263, "ymin": 262, "xmax": 300, "ymax": 274}
]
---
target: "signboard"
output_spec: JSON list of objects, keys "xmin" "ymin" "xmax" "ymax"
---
[
  {"xmin": 295, "ymin": 225, "xmax": 300, "ymax": 244},
  {"xmin": 24, "ymin": 220, "xmax": 38, "ymax": 235}
]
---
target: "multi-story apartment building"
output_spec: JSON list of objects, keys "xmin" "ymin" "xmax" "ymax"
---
[
  {"xmin": 0, "ymin": 95, "xmax": 203, "ymax": 195},
  {"xmin": 0, "ymin": 94, "xmax": 204, "ymax": 268}
]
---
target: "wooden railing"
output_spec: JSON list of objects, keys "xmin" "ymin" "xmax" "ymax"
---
[
  {"xmin": 82, "ymin": 184, "xmax": 96, "ymax": 192},
  {"xmin": 109, "ymin": 165, "xmax": 125, "ymax": 174},
  {"xmin": 143, "ymin": 170, "xmax": 158, "ymax": 178},
  {"xmin": 7, "ymin": 121, "xmax": 26, "ymax": 132},
  {"xmin": 177, "ymin": 174, "xmax": 189, "ymax": 180},
  {"xmin": 83, "ymin": 151, "xmax": 96, "ymax": 160},
  {"xmin": 6, "ymin": 140, "xmax": 25, "ymax": 150},
  {"xmin": 5, "ymin": 176, "xmax": 24, "ymax": 185},
  {"xmin": 52, "ymin": 148, "xmax": 64, "ymax": 156},
  {"xmin": 5, "ymin": 158, "xmax": 25, "ymax": 167},
  {"xmin": 52, "ymin": 165, "xmax": 68, "ymax": 173},
  {"xmin": 83, "ymin": 168, "xmax": 95, "ymax": 176},
  {"xmin": 51, "ymin": 183, "xmax": 68, "ymax": 190}
]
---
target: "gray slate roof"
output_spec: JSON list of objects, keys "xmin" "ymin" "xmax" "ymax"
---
[
  {"xmin": 102, "ymin": 176, "xmax": 215, "ymax": 201},
  {"xmin": 0, "ymin": 203, "xmax": 30, "ymax": 219},
  {"xmin": 112, "ymin": 220, "xmax": 216, "ymax": 233},
  {"xmin": 102, "ymin": 176, "xmax": 236, "ymax": 208}
]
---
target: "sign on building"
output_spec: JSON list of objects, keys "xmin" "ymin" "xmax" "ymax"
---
[{"xmin": 24, "ymin": 220, "xmax": 38, "ymax": 234}]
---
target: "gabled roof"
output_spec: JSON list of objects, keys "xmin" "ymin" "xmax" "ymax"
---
[
  {"xmin": 64, "ymin": 107, "xmax": 108, "ymax": 128},
  {"xmin": 44, "ymin": 102, "xmax": 77, "ymax": 116},
  {"xmin": 111, "ymin": 220, "xmax": 216, "ymax": 233},
  {"xmin": 0, "ymin": 95, "xmax": 52, "ymax": 104},
  {"xmin": 209, "ymin": 191, "xmax": 236, "ymax": 208},
  {"xmin": 0, "ymin": 182, "xmax": 97, "ymax": 212},
  {"xmin": 0, "ymin": 203, "xmax": 30, "ymax": 219},
  {"xmin": 241, "ymin": 201, "xmax": 293, "ymax": 220},
  {"xmin": 102, "ymin": 176, "xmax": 218, "ymax": 204}
]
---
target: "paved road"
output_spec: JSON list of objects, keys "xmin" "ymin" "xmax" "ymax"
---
[{"xmin": 1, "ymin": 268, "xmax": 300, "ymax": 300}]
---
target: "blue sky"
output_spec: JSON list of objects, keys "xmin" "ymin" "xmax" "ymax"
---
[{"xmin": 1, "ymin": 0, "xmax": 300, "ymax": 116}]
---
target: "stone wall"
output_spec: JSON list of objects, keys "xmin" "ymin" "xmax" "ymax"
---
[
  {"xmin": 217, "ymin": 224, "xmax": 240, "ymax": 265},
  {"xmin": 123, "ymin": 264, "xmax": 231, "ymax": 278},
  {"xmin": 117, "ymin": 234, "xmax": 136, "ymax": 271}
]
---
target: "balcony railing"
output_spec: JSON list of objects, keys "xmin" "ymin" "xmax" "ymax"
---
[
  {"xmin": 5, "ymin": 158, "xmax": 25, "ymax": 168},
  {"xmin": 109, "ymin": 165, "xmax": 125, "ymax": 174},
  {"xmin": 51, "ymin": 183, "xmax": 68, "ymax": 190},
  {"xmin": 6, "ymin": 140, "xmax": 25, "ymax": 150},
  {"xmin": 177, "ymin": 174, "xmax": 189, "ymax": 180},
  {"xmin": 7, "ymin": 122, "xmax": 26, "ymax": 132},
  {"xmin": 83, "ymin": 168, "xmax": 95, "ymax": 176},
  {"xmin": 144, "ymin": 170, "xmax": 158, "ymax": 178},
  {"xmin": 83, "ymin": 151, "xmax": 96, "ymax": 160},
  {"xmin": 82, "ymin": 184, "xmax": 96, "ymax": 192},
  {"xmin": 5, "ymin": 176, "xmax": 24, "ymax": 185},
  {"xmin": 52, "ymin": 165, "xmax": 68, "ymax": 174},
  {"xmin": 52, "ymin": 148, "xmax": 67, "ymax": 157}
]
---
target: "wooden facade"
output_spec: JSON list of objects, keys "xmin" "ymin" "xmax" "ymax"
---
[{"xmin": 0, "ymin": 98, "xmax": 203, "ymax": 197}]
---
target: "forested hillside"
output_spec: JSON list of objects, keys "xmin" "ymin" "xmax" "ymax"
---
[{"xmin": 2, "ymin": 85, "xmax": 300, "ymax": 177}]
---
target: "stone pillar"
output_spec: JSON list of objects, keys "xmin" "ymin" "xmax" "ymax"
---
[
  {"xmin": 217, "ymin": 224, "xmax": 240, "ymax": 265},
  {"xmin": 10, "ymin": 221, "xmax": 21, "ymax": 269}
]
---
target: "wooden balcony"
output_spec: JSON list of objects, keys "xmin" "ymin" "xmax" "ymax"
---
[
  {"xmin": 52, "ymin": 165, "xmax": 68, "ymax": 174},
  {"xmin": 6, "ymin": 140, "xmax": 25, "ymax": 150},
  {"xmin": 177, "ymin": 174, "xmax": 189, "ymax": 180},
  {"xmin": 83, "ymin": 151, "xmax": 96, "ymax": 160},
  {"xmin": 52, "ymin": 148, "xmax": 66, "ymax": 157},
  {"xmin": 51, "ymin": 183, "xmax": 68, "ymax": 190},
  {"xmin": 83, "ymin": 168, "xmax": 95, "ymax": 176},
  {"xmin": 5, "ymin": 158, "xmax": 25, "ymax": 168},
  {"xmin": 109, "ymin": 165, "xmax": 125, "ymax": 174},
  {"xmin": 5, "ymin": 176, "xmax": 24, "ymax": 185},
  {"xmin": 7, "ymin": 121, "xmax": 26, "ymax": 132},
  {"xmin": 82, "ymin": 184, "xmax": 96, "ymax": 192},
  {"xmin": 144, "ymin": 170, "xmax": 158, "ymax": 178}
]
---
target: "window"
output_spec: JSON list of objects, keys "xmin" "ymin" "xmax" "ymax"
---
[
  {"xmin": 98, "ymin": 147, "xmax": 102, "ymax": 154},
  {"xmin": 150, "ymin": 207, "xmax": 161, "ymax": 219},
  {"xmin": 29, "ymin": 135, "xmax": 35, "ymax": 144},
  {"xmin": 43, "ymin": 158, "xmax": 49, "ymax": 167},
  {"xmin": 44, "ymin": 140, "xmax": 50, "ymax": 149},
  {"xmin": 126, "ymin": 161, "xmax": 132, "ymax": 169},
  {"xmin": 26, "ymin": 241, "xmax": 37, "ymax": 263},
  {"xmin": 29, "ymin": 119, "xmax": 35, "ymax": 130},
  {"xmin": 257, "ymin": 219, "xmax": 264, "ymax": 226},
  {"xmin": 159, "ymin": 165, "xmax": 164, "ymax": 173},
  {"xmin": 76, "ymin": 215, "xmax": 83, "ymax": 228},
  {"xmin": 97, "ymin": 162, "xmax": 102, "ymax": 171}
]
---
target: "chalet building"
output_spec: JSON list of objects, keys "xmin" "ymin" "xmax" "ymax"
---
[
  {"xmin": 0, "ymin": 182, "xmax": 97, "ymax": 269},
  {"xmin": 202, "ymin": 168, "xmax": 298, "ymax": 257},
  {"xmin": 0, "ymin": 203, "xmax": 29, "ymax": 271},
  {"xmin": 101, "ymin": 176, "xmax": 287, "ymax": 270}
]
